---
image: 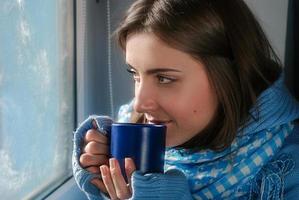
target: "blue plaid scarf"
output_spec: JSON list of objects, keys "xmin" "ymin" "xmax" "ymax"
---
[
  {"xmin": 118, "ymin": 75, "xmax": 299, "ymax": 199},
  {"xmin": 163, "ymin": 75, "xmax": 299, "ymax": 199}
]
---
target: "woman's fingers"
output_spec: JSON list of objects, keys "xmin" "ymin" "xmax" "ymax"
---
[
  {"xmin": 86, "ymin": 158, "xmax": 136, "ymax": 197},
  {"xmin": 100, "ymin": 159, "xmax": 132, "ymax": 200},
  {"xmin": 80, "ymin": 153, "xmax": 109, "ymax": 168},
  {"xmin": 125, "ymin": 158, "xmax": 136, "ymax": 179},
  {"xmin": 85, "ymin": 129, "xmax": 108, "ymax": 144},
  {"xmin": 109, "ymin": 158, "xmax": 132, "ymax": 199},
  {"xmin": 85, "ymin": 166, "xmax": 100, "ymax": 174},
  {"xmin": 80, "ymin": 129, "xmax": 109, "ymax": 168},
  {"xmin": 84, "ymin": 141, "xmax": 108, "ymax": 155},
  {"xmin": 79, "ymin": 122, "xmax": 111, "ymax": 195},
  {"xmin": 125, "ymin": 157, "xmax": 136, "ymax": 193},
  {"xmin": 91, "ymin": 178, "xmax": 108, "ymax": 194},
  {"xmin": 100, "ymin": 165, "xmax": 119, "ymax": 200}
]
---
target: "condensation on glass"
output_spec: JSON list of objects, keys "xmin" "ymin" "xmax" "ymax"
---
[{"xmin": 0, "ymin": 0, "xmax": 74, "ymax": 199}]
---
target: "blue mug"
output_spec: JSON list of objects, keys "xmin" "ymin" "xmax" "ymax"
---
[{"xmin": 110, "ymin": 123, "xmax": 166, "ymax": 180}]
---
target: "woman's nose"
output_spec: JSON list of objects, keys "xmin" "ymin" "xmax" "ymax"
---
[{"xmin": 133, "ymin": 82, "xmax": 158, "ymax": 113}]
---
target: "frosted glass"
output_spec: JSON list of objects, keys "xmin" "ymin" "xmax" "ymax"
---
[{"xmin": 0, "ymin": 0, "xmax": 74, "ymax": 199}]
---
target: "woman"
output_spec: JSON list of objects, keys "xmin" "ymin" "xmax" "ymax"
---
[{"xmin": 73, "ymin": 0, "xmax": 299, "ymax": 199}]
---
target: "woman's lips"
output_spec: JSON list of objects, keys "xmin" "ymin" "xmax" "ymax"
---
[{"xmin": 148, "ymin": 120, "xmax": 172, "ymax": 125}]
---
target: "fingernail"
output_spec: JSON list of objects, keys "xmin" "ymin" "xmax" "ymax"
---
[
  {"xmin": 100, "ymin": 165, "xmax": 107, "ymax": 176},
  {"xmin": 125, "ymin": 157, "xmax": 133, "ymax": 163},
  {"xmin": 125, "ymin": 158, "xmax": 131, "ymax": 167},
  {"xmin": 109, "ymin": 158, "xmax": 115, "ymax": 169}
]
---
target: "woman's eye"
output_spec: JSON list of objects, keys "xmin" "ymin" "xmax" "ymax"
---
[
  {"xmin": 126, "ymin": 68, "xmax": 140, "ymax": 82},
  {"xmin": 157, "ymin": 75, "xmax": 175, "ymax": 84}
]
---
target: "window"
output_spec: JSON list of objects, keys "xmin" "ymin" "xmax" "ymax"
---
[
  {"xmin": 0, "ymin": 0, "xmax": 292, "ymax": 199},
  {"xmin": 76, "ymin": 0, "xmax": 134, "ymax": 123},
  {"xmin": 0, "ymin": 0, "xmax": 74, "ymax": 199}
]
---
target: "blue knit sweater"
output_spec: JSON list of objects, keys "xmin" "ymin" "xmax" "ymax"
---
[
  {"xmin": 73, "ymin": 75, "xmax": 299, "ymax": 200},
  {"xmin": 278, "ymin": 122, "xmax": 299, "ymax": 200}
]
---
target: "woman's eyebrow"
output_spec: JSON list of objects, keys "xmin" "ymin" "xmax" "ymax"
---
[{"xmin": 126, "ymin": 63, "xmax": 182, "ymax": 74}]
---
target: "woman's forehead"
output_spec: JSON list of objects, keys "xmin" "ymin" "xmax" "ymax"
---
[{"xmin": 125, "ymin": 32, "xmax": 204, "ymax": 70}]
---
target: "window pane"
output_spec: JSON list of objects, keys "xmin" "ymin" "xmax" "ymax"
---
[
  {"xmin": 0, "ymin": 0, "xmax": 74, "ymax": 199},
  {"xmin": 76, "ymin": 0, "xmax": 135, "ymax": 122}
]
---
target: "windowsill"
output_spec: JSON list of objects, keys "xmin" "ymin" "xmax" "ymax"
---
[{"xmin": 45, "ymin": 177, "xmax": 88, "ymax": 200}]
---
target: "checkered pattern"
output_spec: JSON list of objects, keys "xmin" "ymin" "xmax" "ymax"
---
[
  {"xmin": 165, "ymin": 123, "xmax": 294, "ymax": 200},
  {"xmin": 116, "ymin": 74, "xmax": 299, "ymax": 199}
]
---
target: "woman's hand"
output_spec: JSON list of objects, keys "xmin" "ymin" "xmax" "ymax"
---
[
  {"xmin": 100, "ymin": 158, "xmax": 136, "ymax": 200},
  {"xmin": 79, "ymin": 120, "xmax": 110, "ymax": 194}
]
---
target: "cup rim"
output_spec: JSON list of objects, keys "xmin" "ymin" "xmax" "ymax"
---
[{"xmin": 112, "ymin": 122, "xmax": 166, "ymax": 128}]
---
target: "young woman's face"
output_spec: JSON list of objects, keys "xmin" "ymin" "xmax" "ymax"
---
[{"xmin": 126, "ymin": 33, "xmax": 218, "ymax": 147}]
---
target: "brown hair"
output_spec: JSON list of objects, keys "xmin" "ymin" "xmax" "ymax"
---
[{"xmin": 115, "ymin": 0, "xmax": 282, "ymax": 150}]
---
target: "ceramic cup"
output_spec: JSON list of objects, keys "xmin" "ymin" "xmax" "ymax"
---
[{"xmin": 110, "ymin": 123, "xmax": 166, "ymax": 180}]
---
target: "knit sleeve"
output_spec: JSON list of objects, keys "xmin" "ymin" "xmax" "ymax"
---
[
  {"xmin": 282, "ymin": 123, "xmax": 299, "ymax": 199},
  {"xmin": 72, "ymin": 115, "xmax": 113, "ymax": 199},
  {"xmin": 130, "ymin": 169, "xmax": 193, "ymax": 200}
]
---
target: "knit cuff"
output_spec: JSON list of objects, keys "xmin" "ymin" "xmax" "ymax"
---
[
  {"xmin": 72, "ymin": 115, "xmax": 113, "ymax": 197},
  {"xmin": 131, "ymin": 169, "xmax": 193, "ymax": 200}
]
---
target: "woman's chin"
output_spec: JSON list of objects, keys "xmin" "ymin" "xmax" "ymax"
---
[{"xmin": 165, "ymin": 138, "xmax": 183, "ymax": 148}]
